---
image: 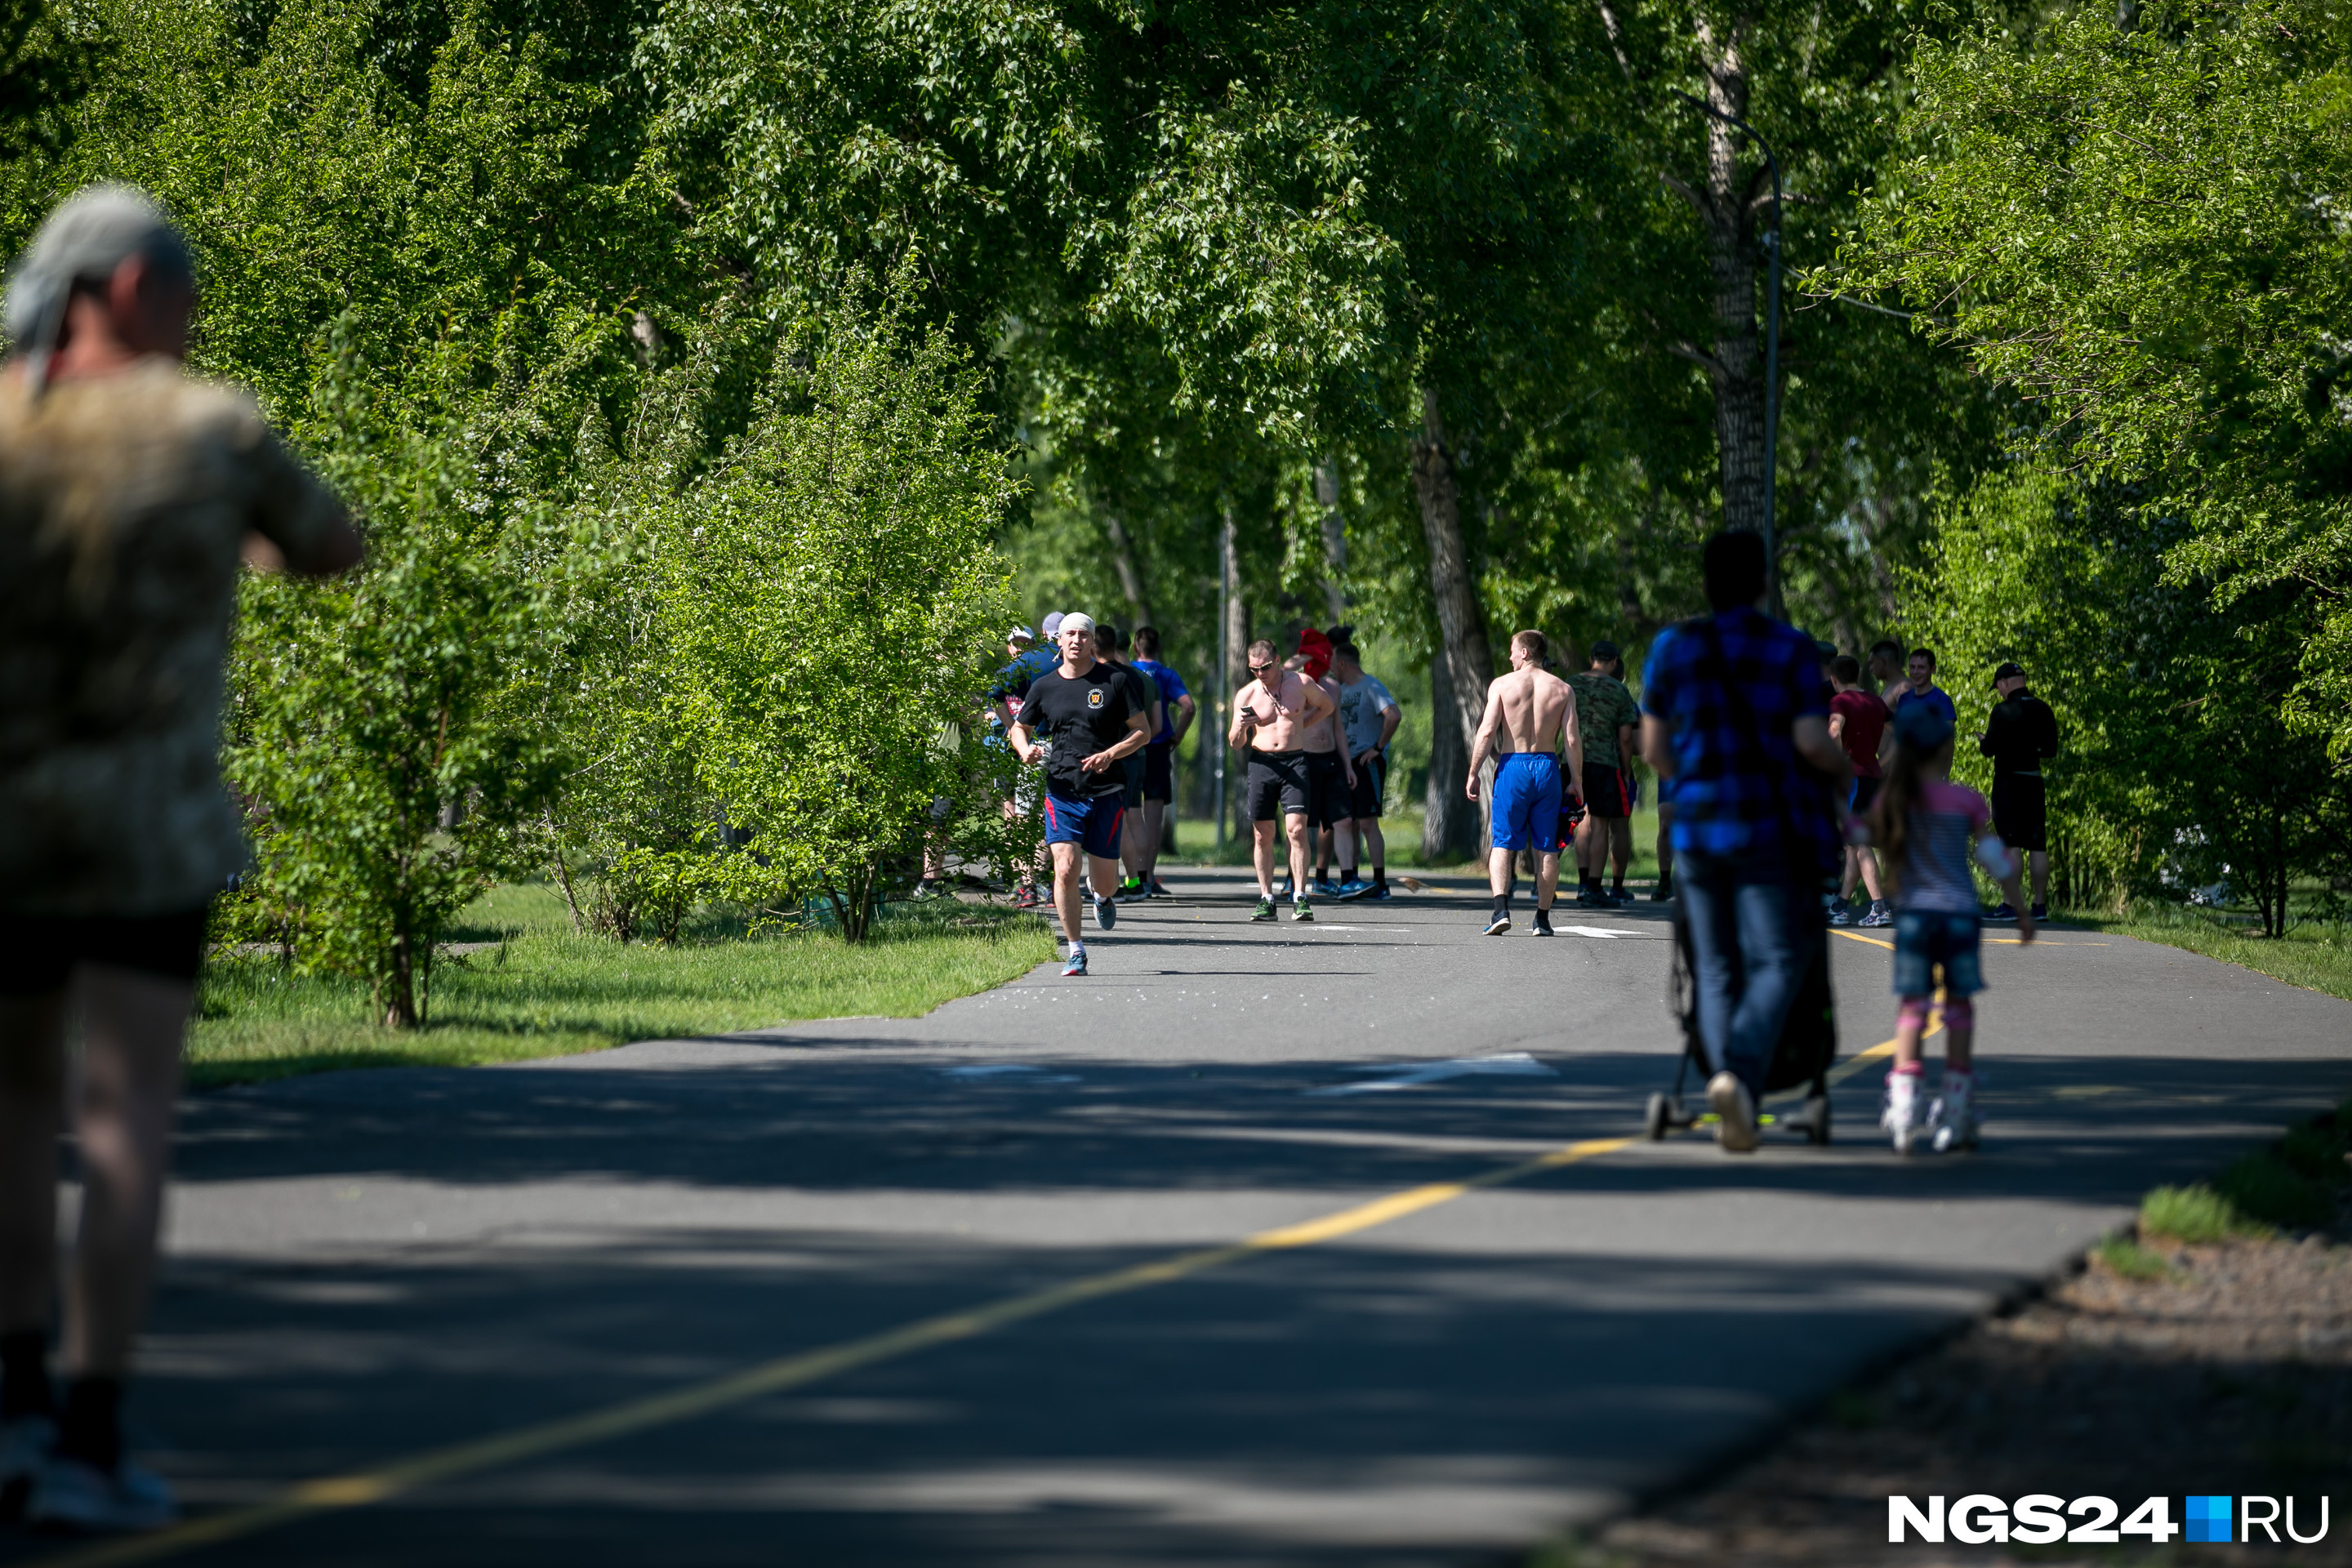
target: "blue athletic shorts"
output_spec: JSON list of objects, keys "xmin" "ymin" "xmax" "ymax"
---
[
  {"xmin": 1490, "ymin": 753, "xmax": 1562, "ymax": 852},
  {"xmin": 1044, "ymin": 791, "xmax": 1124, "ymax": 859},
  {"xmin": 1891, "ymin": 909, "xmax": 1984, "ymax": 998}
]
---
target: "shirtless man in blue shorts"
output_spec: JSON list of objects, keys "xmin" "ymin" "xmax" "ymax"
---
[{"xmin": 1466, "ymin": 631, "xmax": 1584, "ymax": 936}]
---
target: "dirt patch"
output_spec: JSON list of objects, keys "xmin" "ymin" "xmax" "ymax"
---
[{"xmin": 1567, "ymin": 1222, "xmax": 2352, "ymax": 1567}]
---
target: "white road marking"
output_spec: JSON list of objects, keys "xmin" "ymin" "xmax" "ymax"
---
[{"xmin": 1307, "ymin": 1051, "xmax": 1558, "ymax": 1097}]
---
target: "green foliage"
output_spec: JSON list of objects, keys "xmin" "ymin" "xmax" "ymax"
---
[
  {"xmin": 2094, "ymin": 1237, "xmax": 2173, "ymax": 1281},
  {"xmin": 1849, "ymin": 0, "xmax": 2352, "ymax": 760},
  {"xmin": 647, "ymin": 267, "xmax": 1025, "ymax": 939},
  {"xmin": 225, "ymin": 342, "xmax": 563, "ymax": 1026},
  {"xmin": 2140, "ymin": 1183, "xmax": 2270, "ymax": 1245}
]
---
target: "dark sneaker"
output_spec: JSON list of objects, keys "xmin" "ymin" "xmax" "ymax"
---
[
  {"xmin": 1650, "ymin": 881, "xmax": 1673, "ymax": 902},
  {"xmin": 1532, "ymin": 912, "xmax": 1554, "ymax": 936},
  {"xmin": 1252, "ymin": 897, "xmax": 1277, "ymax": 922},
  {"xmin": 1984, "ymin": 902, "xmax": 2019, "ymax": 924},
  {"xmin": 1484, "ymin": 911, "xmax": 1512, "ymax": 936},
  {"xmin": 1094, "ymin": 897, "xmax": 1117, "ymax": 930},
  {"xmin": 1146, "ymin": 878, "xmax": 1175, "ymax": 898},
  {"xmin": 2029, "ymin": 902, "xmax": 2048, "ymax": 922},
  {"xmin": 1312, "ymin": 878, "xmax": 1339, "ymax": 898},
  {"xmin": 1363, "ymin": 885, "xmax": 1395, "ymax": 902},
  {"xmin": 1575, "ymin": 887, "xmax": 1608, "ymax": 908},
  {"xmin": 1828, "ymin": 903, "xmax": 1855, "ymax": 926},
  {"xmin": 27, "ymin": 1454, "xmax": 179, "ymax": 1533}
]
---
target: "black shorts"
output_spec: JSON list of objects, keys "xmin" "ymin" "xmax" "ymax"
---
[
  {"xmin": 1581, "ymin": 762, "xmax": 1631, "ymax": 820},
  {"xmin": 1246, "ymin": 751, "xmax": 1312, "ymax": 822},
  {"xmin": 1991, "ymin": 773, "xmax": 2047, "ymax": 853},
  {"xmin": 1306, "ymin": 751, "xmax": 1349, "ymax": 829},
  {"xmin": 1143, "ymin": 742, "xmax": 1174, "ymax": 804},
  {"xmin": 1121, "ymin": 753, "xmax": 1145, "ymax": 809},
  {"xmin": 1850, "ymin": 773, "xmax": 1882, "ymax": 816},
  {"xmin": 1348, "ymin": 751, "xmax": 1387, "ymax": 820},
  {"xmin": 0, "ymin": 906, "xmax": 212, "ymax": 996}
]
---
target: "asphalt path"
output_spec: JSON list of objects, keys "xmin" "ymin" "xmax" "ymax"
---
[{"xmin": 9, "ymin": 869, "xmax": 2349, "ymax": 1566}]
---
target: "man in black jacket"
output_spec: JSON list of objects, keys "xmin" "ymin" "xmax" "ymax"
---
[{"xmin": 1980, "ymin": 662, "xmax": 2060, "ymax": 920}]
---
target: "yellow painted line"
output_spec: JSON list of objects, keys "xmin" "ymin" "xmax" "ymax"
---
[
  {"xmin": 1831, "ymin": 928, "xmax": 1892, "ymax": 950},
  {"xmin": 38, "ymin": 1138, "xmax": 1633, "ymax": 1567}
]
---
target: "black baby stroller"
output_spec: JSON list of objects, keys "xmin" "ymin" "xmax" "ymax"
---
[{"xmin": 1644, "ymin": 897, "xmax": 1837, "ymax": 1145}]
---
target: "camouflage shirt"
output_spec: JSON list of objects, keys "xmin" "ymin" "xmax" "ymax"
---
[
  {"xmin": 1567, "ymin": 670, "xmax": 1640, "ymax": 771},
  {"xmin": 0, "ymin": 360, "xmax": 341, "ymax": 915}
]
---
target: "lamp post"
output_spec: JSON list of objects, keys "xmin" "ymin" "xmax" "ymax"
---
[{"xmin": 1674, "ymin": 91, "xmax": 1786, "ymax": 621}]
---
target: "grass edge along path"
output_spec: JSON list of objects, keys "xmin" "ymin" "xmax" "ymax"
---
[
  {"xmin": 190, "ymin": 888, "xmax": 1056, "ymax": 1088},
  {"xmin": 2066, "ymin": 906, "xmax": 2352, "ymax": 1006}
]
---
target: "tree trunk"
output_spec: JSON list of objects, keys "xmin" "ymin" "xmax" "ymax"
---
[
  {"xmin": 1314, "ymin": 459, "xmax": 1348, "ymax": 626},
  {"xmin": 1422, "ymin": 644, "xmax": 1479, "ymax": 863},
  {"xmin": 1102, "ymin": 511, "xmax": 1156, "ymax": 634},
  {"xmin": 1221, "ymin": 506, "xmax": 1250, "ymax": 844},
  {"xmin": 382, "ymin": 928, "xmax": 417, "ymax": 1028},
  {"xmin": 1410, "ymin": 387, "xmax": 1494, "ymax": 748}
]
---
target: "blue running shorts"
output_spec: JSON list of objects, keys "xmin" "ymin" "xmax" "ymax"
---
[
  {"xmin": 1044, "ymin": 791, "xmax": 1125, "ymax": 859},
  {"xmin": 1490, "ymin": 753, "xmax": 1563, "ymax": 853}
]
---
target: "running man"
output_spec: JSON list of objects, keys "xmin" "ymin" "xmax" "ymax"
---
[
  {"xmin": 0, "ymin": 186, "xmax": 363, "ymax": 1531},
  {"xmin": 1292, "ymin": 628, "xmax": 1354, "ymax": 898},
  {"xmin": 1979, "ymin": 660, "xmax": 2059, "ymax": 923},
  {"xmin": 1091, "ymin": 622, "xmax": 1160, "ymax": 901},
  {"xmin": 1466, "ymin": 631, "xmax": 1584, "ymax": 936},
  {"xmin": 1127, "ymin": 626, "xmax": 1195, "ymax": 899},
  {"xmin": 1330, "ymin": 634, "xmax": 1400, "ymax": 900},
  {"xmin": 1568, "ymin": 639, "xmax": 1641, "ymax": 907},
  {"xmin": 1006, "ymin": 613, "xmax": 1152, "ymax": 976},
  {"xmin": 1228, "ymin": 638, "xmax": 1339, "ymax": 923},
  {"xmin": 986, "ymin": 618, "xmax": 1063, "ymax": 908},
  {"xmin": 1828, "ymin": 653, "xmax": 1893, "ymax": 926}
]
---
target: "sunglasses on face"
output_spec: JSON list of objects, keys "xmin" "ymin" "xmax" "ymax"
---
[{"xmin": 1248, "ymin": 663, "xmax": 1274, "ymax": 677}]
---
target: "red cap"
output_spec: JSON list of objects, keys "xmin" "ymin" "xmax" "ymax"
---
[{"xmin": 1297, "ymin": 628, "xmax": 1333, "ymax": 682}]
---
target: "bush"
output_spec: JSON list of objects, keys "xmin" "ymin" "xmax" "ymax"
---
[{"xmin": 2139, "ymin": 1183, "xmax": 2268, "ymax": 1244}]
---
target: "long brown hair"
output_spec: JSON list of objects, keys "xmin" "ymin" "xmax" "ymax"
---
[{"xmin": 1870, "ymin": 734, "xmax": 1954, "ymax": 897}]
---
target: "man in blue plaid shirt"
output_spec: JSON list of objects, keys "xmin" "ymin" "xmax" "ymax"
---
[{"xmin": 1640, "ymin": 532, "xmax": 1851, "ymax": 1152}]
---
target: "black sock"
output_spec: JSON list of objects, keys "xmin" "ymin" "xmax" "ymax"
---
[
  {"xmin": 1611, "ymin": 874, "xmax": 1626, "ymax": 893},
  {"xmin": 1, "ymin": 1330, "xmax": 51, "ymax": 1422},
  {"xmin": 1535, "ymin": 906, "xmax": 1552, "ymax": 927},
  {"xmin": 1372, "ymin": 866, "xmax": 1387, "ymax": 890},
  {"xmin": 57, "ymin": 1377, "xmax": 121, "ymax": 1472},
  {"xmin": 1492, "ymin": 892, "xmax": 1512, "ymax": 917},
  {"xmin": 1342, "ymin": 866, "xmax": 1356, "ymax": 883},
  {"xmin": 1580, "ymin": 871, "xmax": 1597, "ymax": 891}
]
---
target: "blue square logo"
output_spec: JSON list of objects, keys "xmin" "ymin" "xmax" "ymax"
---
[{"xmin": 2186, "ymin": 1495, "xmax": 2233, "ymax": 1544}]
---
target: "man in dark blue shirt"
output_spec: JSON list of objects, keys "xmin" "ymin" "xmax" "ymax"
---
[{"xmin": 1641, "ymin": 532, "xmax": 1851, "ymax": 1152}]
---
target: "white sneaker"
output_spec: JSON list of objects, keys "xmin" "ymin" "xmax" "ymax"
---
[
  {"xmin": 1708, "ymin": 1071, "xmax": 1759, "ymax": 1153},
  {"xmin": 2, "ymin": 1414, "xmax": 55, "ymax": 1514},
  {"xmin": 1882, "ymin": 1071, "xmax": 1924, "ymax": 1155},
  {"xmin": 1931, "ymin": 1071, "xmax": 1980, "ymax": 1153},
  {"xmin": 27, "ymin": 1454, "xmax": 179, "ymax": 1533}
]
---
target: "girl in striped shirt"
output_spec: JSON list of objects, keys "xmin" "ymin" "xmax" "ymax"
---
[{"xmin": 1867, "ymin": 702, "xmax": 2034, "ymax": 1153}]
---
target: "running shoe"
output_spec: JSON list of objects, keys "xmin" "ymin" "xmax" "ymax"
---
[
  {"xmin": 1273, "ymin": 875, "xmax": 1293, "ymax": 901},
  {"xmin": 1334, "ymin": 877, "xmax": 1374, "ymax": 900},
  {"xmin": 1312, "ymin": 877, "xmax": 1339, "ymax": 899},
  {"xmin": 1575, "ymin": 887, "xmax": 1608, "ymax": 909},
  {"xmin": 1828, "ymin": 902, "xmax": 1855, "ymax": 926},
  {"xmin": 1859, "ymin": 902, "xmax": 1893, "ymax": 928},
  {"xmin": 1531, "ymin": 911, "xmax": 1554, "ymax": 937},
  {"xmin": 1292, "ymin": 896, "xmax": 1314, "ymax": 923},
  {"xmin": 1116, "ymin": 876, "xmax": 1146, "ymax": 902},
  {"xmin": 2, "ymin": 1415, "xmax": 54, "ymax": 1517},
  {"xmin": 1011, "ymin": 885, "xmax": 1044, "ymax": 910},
  {"xmin": 2029, "ymin": 902, "xmax": 2048, "ymax": 922},
  {"xmin": 1062, "ymin": 947, "xmax": 1088, "ymax": 977},
  {"xmin": 1984, "ymin": 902, "xmax": 2019, "ymax": 924},
  {"xmin": 1094, "ymin": 896, "xmax": 1117, "ymax": 930},
  {"xmin": 1930, "ymin": 1072, "xmax": 1980, "ymax": 1153},
  {"xmin": 1707, "ymin": 1071, "xmax": 1759, "ymax": 1153},
  {"xmin": 1251, "ymin": 896, "xmax": 1277, "ymax": 922},
  {"xmin": 1362, "ymin": 885, "xmax": 1395, "ymax": 902},
  {"xmin": 26, "ymin": 1454, "xmax": 178, "ymax": 1534},
  {"xmin": 1882, "ymin": 1070, "xmax": 1924, "ymax": 1156},
  {"xmin": 1146, "ymin": 878, "xmax": 1176, "ymax": 899},
  {"xmin": 1483, "ymin": 911, "xmax": 1512, "ymax": 935},
  {"xmin": 1650, "ymin": 881, "xmax": 1673, "ymax": 902}
]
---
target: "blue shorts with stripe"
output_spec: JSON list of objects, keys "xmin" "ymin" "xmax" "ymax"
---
[
  {"xmin": 1490, "ymin": 753, "xmax": 1563, "ymax": 852},
  {"xmin": 1044, "ymin": 791, "xmax": 1125, "ymax": 859}
]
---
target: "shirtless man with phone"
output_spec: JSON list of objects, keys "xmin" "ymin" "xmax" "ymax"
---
[
  {"xmin": 1466, "ymin": 631, "xmax": 1584, "ymax": 936},
  {"xmin": 1227, "ymin": 638, "xmax": 1339, "ymax": 924}
]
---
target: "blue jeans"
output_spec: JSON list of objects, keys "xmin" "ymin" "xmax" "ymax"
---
[{"xmin": 1676, "ymin": 853, "xmax": 1817, "ymax": 1099}]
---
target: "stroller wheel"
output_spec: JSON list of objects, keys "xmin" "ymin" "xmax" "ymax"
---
[{"xmin": 1644, "ymin": 1093, "xmax": 1672, "ymax": 1142}]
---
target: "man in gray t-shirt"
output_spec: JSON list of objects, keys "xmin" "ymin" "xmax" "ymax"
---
[{"xmin": 1329, "ymin": 637, "xmax": 1401, "ymax": 898}]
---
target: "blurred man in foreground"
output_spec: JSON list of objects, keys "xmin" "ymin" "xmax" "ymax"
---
[{"xmin": 0, "ymin": 185, "xmax": 362, "ymax": 1531}]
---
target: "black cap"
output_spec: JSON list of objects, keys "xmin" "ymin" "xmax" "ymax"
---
[
  {"xmin": 1992, "ymin": 661, "xmax": 2025, "ymax": 686},
  {"xmin": 1589, "ymin": 639, "xmax": 1620, "ymax": 662}
]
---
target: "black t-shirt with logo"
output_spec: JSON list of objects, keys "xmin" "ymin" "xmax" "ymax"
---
[{"xmin": 1021, "ymin": 662, "xmax": 1137, "ymax": 799}]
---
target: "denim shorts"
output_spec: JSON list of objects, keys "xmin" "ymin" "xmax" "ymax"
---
[{"xmin": 1891, "ymin": 909, "xmax": 1984, "ymax": 998}]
